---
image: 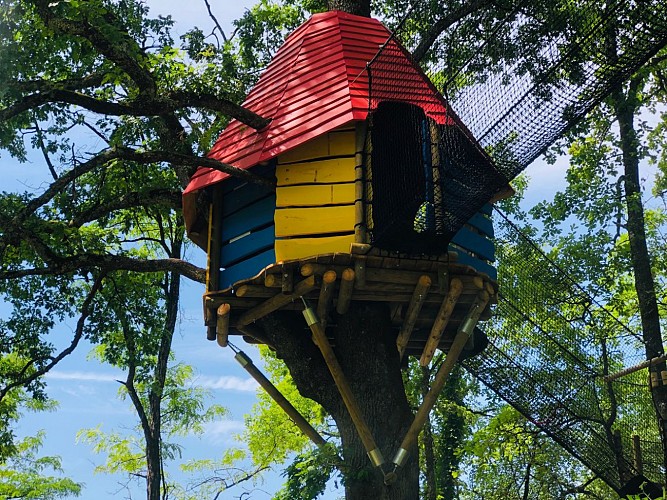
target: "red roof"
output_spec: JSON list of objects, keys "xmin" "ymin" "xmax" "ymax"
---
[{"xmin": 184, "ymin": 10, "xmax": 454, "ymax": 195}]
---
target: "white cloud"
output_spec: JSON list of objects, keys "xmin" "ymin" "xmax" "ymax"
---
[
  {"xmin": 46, "ymin": 370, "xmax": 122, "ymax": 382},
  {"xmin": 202, "ymin": 420, "xmax": 246, "ymax": 445},
  {"xmin": 197, "ymin": 375, "xmax": 259, "ymax": 392}
]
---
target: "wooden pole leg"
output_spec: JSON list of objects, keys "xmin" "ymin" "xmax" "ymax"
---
[
  {"xmin": 302, "ymin": 303, "xmax": 385, "ymax": 468},
  {"xmin": 216, "ymin": 304, "xmax": 231, "ymax": 348},
  {"xmin": 233, "ymin": 349, "xmax": 327, "ymax": 448},
  {"xmin": 392, "ymin": 290, "xmax": 490, "ymax": 469},
  {"xmin": 419, "ymin": 278, "xmax": 463, "ymax": 367},
  {"xmin": 396, "ymin": 275, "xmax": 432, "ymax": 360}
]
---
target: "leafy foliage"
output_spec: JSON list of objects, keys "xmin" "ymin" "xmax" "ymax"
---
[{"xmin": 0, "ymin": 431, "xmax": 82, "ymax": 499}]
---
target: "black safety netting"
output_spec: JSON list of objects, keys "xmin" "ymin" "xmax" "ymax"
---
[
  {"xmin": 358, "ymin": 0, "xmax": 667, "ymax": 489},
  {"xmin": 363, "ymin": 0, "xmax": 667, "ymax": 250},
  {"xmin": 462, "ymin": 209, "xmax": 662, "ymax": 492}
]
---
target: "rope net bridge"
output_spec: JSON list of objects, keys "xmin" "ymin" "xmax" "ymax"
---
[
  {"xmin": 365, "ymin": 0, "xmax": 667, "ymax": 241},
  {"xmin": 361, "ymin": 0, "xmax": 667, "ymax": 492},
  {"xmin": 462, "ymin": 210, "xmax": 661, "ymax": 491}
]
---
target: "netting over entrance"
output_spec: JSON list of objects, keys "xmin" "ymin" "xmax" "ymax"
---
[
  {"xmin": 364, "ymin": 0, "xmax": 667, "ymax": 243},
  {"xmin": 365, "ymin": 100, "xmax": 507, "ymax": 253},
  {"xmin": 463, "ymin": 210, "xmax": 662, "ymax": 491}
]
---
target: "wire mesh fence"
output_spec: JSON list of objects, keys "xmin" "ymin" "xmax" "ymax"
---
[
  {"xmin": 462, "ymin": 209, "xmax": 662, "ymax": 491},
  {"xmin": 364, "ymin": 0, "xmax": 667, "ymax": 242},
  {"xmin": 359, "ymin": 0, "xmax": 667, "ymax": 490}
]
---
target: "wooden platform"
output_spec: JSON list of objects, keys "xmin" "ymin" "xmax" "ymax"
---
[{"xmin": 204, "ymin": 249, "xmax": 497, "ymax": 359}]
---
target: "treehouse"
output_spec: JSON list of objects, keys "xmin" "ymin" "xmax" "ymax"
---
[{"xmin": 183, "ymin": 10, "xmax": 511, "ymax": 362}]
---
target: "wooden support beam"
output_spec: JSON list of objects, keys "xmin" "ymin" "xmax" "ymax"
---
[
  {"xmin": 633, "ymin": 434, "xmax": 643, "ymax": 475},
  {"xmin": 354, "ymin": 256, "xmax": 367, "ymax": 288},
  {"xmin": 300, "ymin": 262, "xmax": 328, "ymax": 277},
  {"xmin": 392, "ymin": 290, "xmax": 490, "ymax": 469},
  {"xmin": 317, "ymin": 270, "xmax": 337, "ymax": 329},
  {"xmin": 281, "ymin": 265, "xmax": 294, "ymax": 294},
  {"xmin": 233, "ymin": 349, "xmax": 327, "ymax": 447},
  {"xmin": 236, "ymin": 276, "xmax": 318, "ymax": 327},
  {"xmin": 420, "ymin": 278, "xmax": 464, "ymax": 367},
  {"xmin": 336, "ymin": 268, "xmax": 355, "ymax": 315},
  {"xmin": 396, "ymin": 275, "xmax": 432, "ymax": 360},
  {"xmin": 302, "ymin": 307, "xmax": 384, "ymax": 467},
  {"xmin": 216, "ymin": 304, "xmax": 231, "ymax": 348}
]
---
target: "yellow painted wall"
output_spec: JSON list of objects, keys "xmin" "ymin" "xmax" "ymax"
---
[
  {"xmin": 274, "ymin": 126, "xmax": 357, "ymax": 261},
  {"xmin": 276, "ymin": 183, "xmax": 355, "ymax": 207}
]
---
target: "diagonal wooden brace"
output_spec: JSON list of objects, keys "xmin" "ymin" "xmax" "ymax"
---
[
  {"xmin": 236, "ymin": 275, "xmax": 318, "ymax": 327},
  {"xmin": 396, "ymin": 275, "xmax": 432, "ymax": 360},
  {"xmin": 233, "ymin": 349, "xmax": 327, "ymax": 448},
  {"xmin": 392, "ymin": 290, "xmax": 490, "ymax": 469},
  {"xmin": 302, "ymin": 302, "xmax": 385, "ymax": 468},
  {"xmin": 419, "ymin": 278, "xmax": 463, "ymax": 367}
]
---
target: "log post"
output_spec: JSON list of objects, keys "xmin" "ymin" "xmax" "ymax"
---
[
  {"xmin": 396, "ymin": 275, "xmax": 432, "ymax": 359},
  {"xmin": 265, "ymin": 272, "xmax": 280, "ymax": 287},
  {"xmin": 216, "ymin": 304, "xmax": 231, "ymax": 347},
  {"xmin": 300, "ymin": 263, "xmax": 328, "ymax": 277},
  {"xmin": 336, "ymin": 268, "xmax": 355, "ymax": 315},
  {"xmin": 420, "ymin": 278, "xmax": 464, "ymax": 367},
  {"xmin": 392, "ymin": 290, "xmax": 490, "ymax": 469}
]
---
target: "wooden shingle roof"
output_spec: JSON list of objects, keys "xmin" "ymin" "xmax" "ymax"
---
[{"xmin": 184, "ymin": 10, "xmax": 454, "ymax": 196}]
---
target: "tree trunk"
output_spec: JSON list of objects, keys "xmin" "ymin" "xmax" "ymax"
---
[
  {"xmin": 261, "ymin": 303, "xmax": 419, "ymax": 499},
  {"xmin": 612, "ymin": 86, "xmax": 667, "ymax": 480},
  {"xmin": 327, "ymin": 0, "xmax": 370, "ymax": 17},
  {"xmin": 257, "ymin": 3, "xmax": 418, "ymax": 498}
]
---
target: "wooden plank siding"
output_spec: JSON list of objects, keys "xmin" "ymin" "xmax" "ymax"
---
[
  {"xmin": 215, "ymin": 168, "xmax": 278, "ymax": 290},
  {"xmin": 274, "ymin": 127, "xmax": 357, "ymax": 261},
  {"xmin": 448, "ymin": 204, "xmax": 496, "ymax": 279}
]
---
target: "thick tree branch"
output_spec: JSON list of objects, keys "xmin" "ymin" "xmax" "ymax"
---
[
  {"xmin": 168, "ymin": 91, "xmax": 270, "ymax": 130},
  {"xmin": 3, "ymin": 148, "xmax": 126, "ymax": 237},
  {"xmin": 117, "ymin": 148, "xmax": 276, "ymax": 187},
  {"xmin": 0, "ymin": 146, "xmax": 272, "ymax": 248},
  {"xmin": 412, "ymin": 0, "xmax": 491, "ymax": 63},
  {"xmin": 69, "ymin": 188, "xmax": 183, "ymax": 227},
  {"xmin": 6, "ymin": 73, "xmax": 106, "ymax": 93},
  {"xmin": 0, "ymin": 273, "xmax": 105, "ymax": 403},
  {"xmin": 0, "ymin": 254, "xmax": 206, "ymax": 283},
  {"xmin": 1, "ymin": 89, "xmax": 270, "ymax": 130}
]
